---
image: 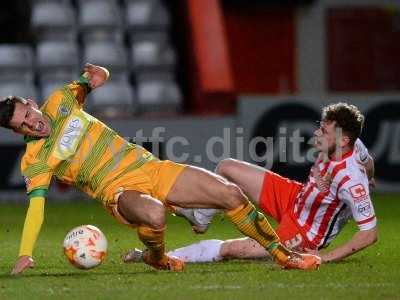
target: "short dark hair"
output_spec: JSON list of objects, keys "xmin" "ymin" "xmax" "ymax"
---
[
  {"xmin": 321, "ymin": 102, "xmax": 364, "ymax": 145},
  {"xmin": 0, "ymin": 96, "xmax": 17, "ymax": 129}
]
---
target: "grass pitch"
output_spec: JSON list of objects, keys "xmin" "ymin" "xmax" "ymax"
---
[{"xmin": 1, "ymin": 194, "xmax": 399, "ymax": 300}]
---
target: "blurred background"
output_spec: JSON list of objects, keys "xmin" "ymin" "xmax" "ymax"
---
[{"xmin": 0, "ymin": 0, "xmax": 399, "ymax": 201}]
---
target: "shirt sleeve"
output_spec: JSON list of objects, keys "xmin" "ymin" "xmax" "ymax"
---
[
  {"xmin": 354, "ymin": 138, "xmax": 370, "ymax": 164},
  {"xmin": 21, "ymin": 155, "xmax": 53, "ymax": 196},
  {"xmin": 66, "ymin": 74, "xmax": 91, "ymax": 107},
  {"xmin": 338, "ymin": 180, "xmax": 377, "ymax": 231}
]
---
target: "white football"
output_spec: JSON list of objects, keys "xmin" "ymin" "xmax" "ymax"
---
[{"xmin": 63, "ymin": 225, "xmax": 108, "ymax": 269}]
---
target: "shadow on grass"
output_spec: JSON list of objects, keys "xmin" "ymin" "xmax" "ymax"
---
[
  {"xmin": 0, "ymin": 270, "xmax": 165, "ymax": 279},
  {"xmin": 0, "ymin": 258, "xmax": 312, "ymax": 279}
]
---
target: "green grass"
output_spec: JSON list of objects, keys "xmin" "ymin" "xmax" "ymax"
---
[{"xmin": 1, "ymin": 194, "xmax": 400, "ymax": 300}]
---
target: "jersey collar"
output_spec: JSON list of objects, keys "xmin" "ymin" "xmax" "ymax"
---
[{"xmin": 329, "ymin": 148, "xmax": 354, "ymax": 162}]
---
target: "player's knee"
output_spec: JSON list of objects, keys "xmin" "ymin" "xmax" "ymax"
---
[
  {"xmin": 215, "ymin": 158, "xmax": 237, "ymax": 179},
  {"xmin": 117, "ymin": 196, "xmax": 132, "ymax": 219},
  {"xmin": 220, "ymin": 183, "xmax": 247, "ymax": 210},
  {"xmin": 145, "ymin": 205, "xmax": 166, "ymax": 229}
]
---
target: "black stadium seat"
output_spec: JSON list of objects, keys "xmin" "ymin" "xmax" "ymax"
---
[
  {"xmin": 130, "ymin": 32, "xmax": 176, "ymax": 73},
  {"xmin": 89, "ymin": 80, "xmax": 137, "ymax": 117},
  {"xmin": 0, "ymin": 44, "xmax": 34, "ymax": 83},
  {"xmin": 79, "ymin": 0, "xmax": 123, "ymax": 43},
  {"xmin": 31, "ymin": 1, "xmax": 77, "ymax": 41}
]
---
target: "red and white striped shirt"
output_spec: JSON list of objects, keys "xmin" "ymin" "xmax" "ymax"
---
[{"xmin": 292, "ymin": 139, "xmax": 377, "ymax": 249}]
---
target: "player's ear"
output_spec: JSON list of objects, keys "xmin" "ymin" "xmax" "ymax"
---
[{"xmin": 341, "ymin": 135, "xmax": 350, "ymax": 147}]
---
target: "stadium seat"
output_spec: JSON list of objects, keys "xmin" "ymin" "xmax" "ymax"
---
[
  {"xmin": 36, "ymin": 41, "xmax": 79, "ymax": 71},
  {"xmin": 83, "ymin": 41, "xmax": 129, "ymax": 80},
  {"xmin": 136, "ymin": 73, "xmax": 182, "ymax": 113},
  {"xmin": 81, "ymin": 29, "xmax": 124, "ymax": 44},
  {"xmin": 79, "ymin": 0, "xmax": 123, "ymax": 43},
  {"xmin": 0, "ymin": 44, "xmax": 34, "ymax": 83},
  {"xmin": 125, "ymin": 0, "xmax": 171, "ymax": 31},
  {"xmin": 36, "ymin": 41, "xmax": 79, "ymax": 84},
  {"xmin": 130, "ymin": 32, "xmax": 176, "ymax": 73},
  {"xmin": 88, "ymin": 81, "xmax": 137, "ymax": 117},
  {"xmin": 0, "ymin": 82, "xmax": 39, "ymax": 103},
  {"xmin": 31, "ymin": 2, "xmax": 77, "ymax": 41},
  {"xmin": 33, "ymin": 0, "xmax": 71, "ymax": 3},
  {"xmin": 40, "ymin": 75, "xmax": 77, "ymax": 99}
]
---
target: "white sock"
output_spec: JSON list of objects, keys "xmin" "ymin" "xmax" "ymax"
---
[
  {"xmin": 193, "ymin": 208, "xmax": 220, "ymax": 225},
  {"xmin": 167, "ymin": 239, "xmax": 224, "ymax": 263}
]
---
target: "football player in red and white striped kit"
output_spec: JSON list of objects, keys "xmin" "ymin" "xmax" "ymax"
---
[{"xmin": 123, "ymin": 102, "xmax": 378, "ymax": 265}]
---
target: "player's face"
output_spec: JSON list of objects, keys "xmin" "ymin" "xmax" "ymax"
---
[
  {"xmin": 313, "ymin": 121, "xmax": 337, "ymax": 154},
  {"xmin": 9, "ymin": 100, "xmax": 51, "ymax": 137}
]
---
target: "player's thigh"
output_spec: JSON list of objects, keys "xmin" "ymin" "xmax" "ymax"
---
[
  {"xmin": 166, "ymin": 165, "xmax": 246, "ymax": 209},
  {"xmin": 118, "ymin": 190, "xmax": 166, "ymax": 228},
  {"xmin": 220, "ymin": 237, "xmax": 268, "ymax": 259},
  {"xmin": 216, "ymin": 158, "xmax": 266, "ymax": 205}
]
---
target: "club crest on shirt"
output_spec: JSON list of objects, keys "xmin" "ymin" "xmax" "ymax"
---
[
  {"xmin": 59, "ymin": 105, "xmax": 70, "ymax": 117},
  {"xmin": 349, "ymin": 183, "xmax": 367, "ymax": 202}
]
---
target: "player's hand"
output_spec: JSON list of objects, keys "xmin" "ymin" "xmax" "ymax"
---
[
  {"xmin": 83, "ymin": 63, "xmax": 110, "ymax": 89},
  {"xmin": 303, "ymin": 248, "xmax": 319, "ymax": 256},
  {"xmin": 319, "ymin": 253, "xmax": 331, "ymax": 263},
  {"xmin": 11, "ymin": 255, "xmax": 35, "ymax": 275}
]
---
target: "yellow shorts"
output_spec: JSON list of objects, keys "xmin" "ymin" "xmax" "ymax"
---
[{"xmin": 102, "ymin": 159, "xmax": 186, "ymax": 227}]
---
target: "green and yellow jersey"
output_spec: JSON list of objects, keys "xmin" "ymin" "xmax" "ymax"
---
[{"xmin": 21, "ymin": 79, "xmax": 156, "ymax": 204}]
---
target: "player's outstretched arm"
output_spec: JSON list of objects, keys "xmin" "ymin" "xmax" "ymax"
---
[
  {"xmin": 11, "ymin": 196, "xmax": 46, "ymax": 275},
  {"xmin": 320, "ymin": 227, "xmax": 378, "ymax": 263}
]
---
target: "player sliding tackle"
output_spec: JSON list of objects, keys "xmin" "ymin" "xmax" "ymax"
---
[
  {"xmin": 0, "ymin": 64, "xmax": 320, "ymax": 275},
  {"xmin": 124, "ymin": 103, "xmax": 378, "ymax": 264}
]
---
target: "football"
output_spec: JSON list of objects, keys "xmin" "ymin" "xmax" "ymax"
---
[{"xmin": 63, "ymin": 225, "xmax": 108, "ymax": 269}]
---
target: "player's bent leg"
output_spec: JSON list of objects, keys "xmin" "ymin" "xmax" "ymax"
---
[
  {"xmin": 118, "ymin": 191, "xmax": 166, "ymax": 229},
  {"xmin": 166, "ymin": 166, "xmax": 318, "ymax": 270},
  {"xmin": 167, "ymin": 165, "xmax": 244, "ymax": 209},
  {"xmin": 175, "ymin": 159, "xmax": 267, "ymax": 234},
  {"xmin": 118, "ymin": 191, "xmax": 184, "ymax": 271},
  {"xmin": 216, "ymin": 158, "xmax": 266, "ymax": 204}
]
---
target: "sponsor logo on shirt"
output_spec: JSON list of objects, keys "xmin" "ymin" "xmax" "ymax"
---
[
  {"xmin": 357, "ymin": 201, "xmax": 372, "ymax": 218},
  {"xmin": 54, "ymin": 113, "xmax": 89, "ymax": 160}
]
